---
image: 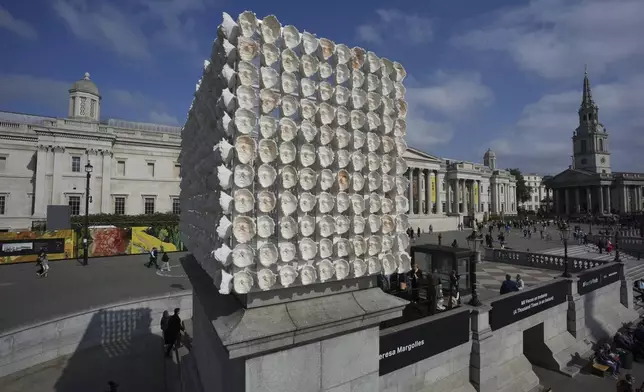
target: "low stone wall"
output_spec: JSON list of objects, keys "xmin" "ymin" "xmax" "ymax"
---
[
  {"xmin": 409, "ymin": 215, "xmax": 460, "ymax": 232},
  {"xmin": 486, "ymin": 248, "xmax": 607, "ymax": 272},
  {"xmin": 0, "ymin": 291, "xmax": 192, "ymax": 378}
]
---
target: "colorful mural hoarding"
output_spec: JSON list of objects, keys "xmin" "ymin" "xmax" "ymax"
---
[
  {"xmin": 473, "ymin": 182, "xmax": 479, "ymax": 207},
  {"xmin": 430, "ymin": 175, "xmax": 437, "ymax": 203},
  {"xmin": 0, "ymin": 230, "xmax": 75, "ymax": 263},
  {"xmin": 87, "ymin": 227, "xmax": 132, "ymax": 257},
  {"xmin": 129, "ymin": 226, "xmax": 181, "ymax": 254}
]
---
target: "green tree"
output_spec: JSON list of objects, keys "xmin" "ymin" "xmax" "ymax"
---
[{"xmin": 508, "ymin": 168, "xmax": 532, "ymax": 204}]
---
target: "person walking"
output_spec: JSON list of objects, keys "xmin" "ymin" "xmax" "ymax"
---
[
  {"xmin": 165, "ymin": 308, "xmax": 185, "ymax": 358},
  {"xmin": 161, "ymin": 250, "xmax": 171, "ymax": 272},
  {"xmin": 160, "ymin": 310, "xmax": 170, "ymax": 349},
  {"xmin": 36, "ymin": 250, "xmax": 49, "ymax": 278},
  {"xmin": 146, "ymin": 247, "xmax": 159, "ymax": 269},
  {"xmin": 516, "ymin": 274, "xmax": 525, "ymax": 290}
]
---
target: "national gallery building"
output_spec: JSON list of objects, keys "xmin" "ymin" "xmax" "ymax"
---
[
  {"xmin": 0, "ymin": 73, "xmax": 517, "ymax": 232},
  {"xmin": 544, "ymin": 71, "xmax": 644, "ymax": 215}
]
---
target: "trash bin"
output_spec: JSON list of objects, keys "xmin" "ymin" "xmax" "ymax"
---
[{"xmin": 620, "ymin": 351, "xmax": 634, "ymax": 370}]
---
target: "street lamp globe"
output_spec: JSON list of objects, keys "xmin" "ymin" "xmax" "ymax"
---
[
  {"xmin": 559, "ymin": 224, "xmax": 572, "ymax": 278},
  {"xmin": 85, "ymin": 162, "xmax": 93, "ymax": 173},
  {"xmin": 559, "ymin": 225, "xmax": 571, "ymax": 241}
]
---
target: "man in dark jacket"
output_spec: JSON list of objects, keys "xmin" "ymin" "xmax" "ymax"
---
[
  {"xmin": 500, "ymin": 274, "xmax": 519, "ymax": 294},
  {"xmin": 165, "ymin": 308, "xmax": 185, "ymax": 357}
]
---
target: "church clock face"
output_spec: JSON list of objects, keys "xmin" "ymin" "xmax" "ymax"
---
[{"xmin": 600, "ymin": 157, "xmax": 606, "ymax": 164}]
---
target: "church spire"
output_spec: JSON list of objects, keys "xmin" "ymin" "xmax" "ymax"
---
[{"xmin": 581, "ymin": 65, "xmax": 594, "ymax": 107}]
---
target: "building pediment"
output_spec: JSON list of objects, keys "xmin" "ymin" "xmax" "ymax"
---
[
  {"xmin": 544, "ymin": 168, "xmax": 598, "ymax": 187},
  {"xmin": 403, "ymin": 147, "xmax": 443, "ymax": 164}
]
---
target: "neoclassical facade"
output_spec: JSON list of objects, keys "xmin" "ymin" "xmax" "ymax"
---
[
  {"xmin": 544, "ymin": 70, "xmax": 644, "ymax": 215},
  {"xmin": 0, "ymin": 73, "xmax": 182, "ymax": 231},
  {"xmin": 520, "ymin": 174, "xmax": 552, "ymax": 212}
]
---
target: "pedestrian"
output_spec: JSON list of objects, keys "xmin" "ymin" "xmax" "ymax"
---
[
  {"xmin": 417, "ymin": 227, "xmax": 421, "ymax": 238},
  {"xmin": 429, "ymin": 224, "xmax": 433, "ymax": 234},
  {"xmin": 36, "ymin": 250, "xmax": 49, "ymax": 278},
  {"xmin": 437, "ymin": 232, "xmax": 443, "ymax": 246},
  {"xmin": 146, "ymin": 247, "xmax": 159, "ymax": 269},
  {"xmin": 161, "ymin": 250, "xmax": 171, "ymax": 272},
  {"xmin": 160, "ymin": 310, "xmax": 170, "ymax": 347},
  {"xmin": 500, "ymin": 274, "xmax": 519, "ymax": 294},
  {"xmin": 516, "ymin": 274, "xmax": 525, "ymax": 290},
  {"xmin": 165, "ymin": 308, "xmax": 185, "ymax": 357}
]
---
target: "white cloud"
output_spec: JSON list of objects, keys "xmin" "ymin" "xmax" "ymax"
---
[
  {"xmin": 452, "ymin": 0, "xmax": 644, "ymax": 79},
  {"xmin": 0, "ymin": 6, "xmax": 38, "ymax": 39},
  {"xmin": 51, "ymin": 0, "xmax": 214, "ymax": 60},
  {"xmin": 149, "ymin": 111, "xmax": 179, "ymax": 125},
  {"xmin": 356, "ymin": 9, "xmax": 433, "ymax": 45}
]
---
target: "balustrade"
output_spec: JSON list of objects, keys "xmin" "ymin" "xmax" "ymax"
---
[{"xmin": 491, "ymin": 248, "xmax": 609, "ymax": 273}]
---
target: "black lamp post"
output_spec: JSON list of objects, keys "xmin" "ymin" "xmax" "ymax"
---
[
  {"xmin": 83, "ymin": 161, "xmax": 93, "ymax": 266},
  {"xmin": 588, "ymin": 213, "xmax": 593, "ymax": 235},
  {"xmin": 614, "ymin": 226, "xmax": 621, "ymax": 262},
  {"xmin": 466, "ymin": 230, "xmax": 482, "ymax": 306},
  {"xmin": 559, "ymin": 224, "xmax": 572, "ymax": 277}
]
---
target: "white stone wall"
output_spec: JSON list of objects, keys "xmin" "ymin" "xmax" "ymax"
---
[{"xmin": 0, "ymin": 140, "xmax": 37, "ymax": 230}]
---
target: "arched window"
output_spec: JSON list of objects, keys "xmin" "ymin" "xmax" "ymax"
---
[
  {"xmin": 581, "ymin": 140, "xmax": 587, "ymax": 153},
  {"xmin": 599, "ymin": 139, "xmax": 604, "ymax": 152}
]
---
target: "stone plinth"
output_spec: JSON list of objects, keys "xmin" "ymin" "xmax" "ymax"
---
[{"xmin": 182, "ymin": 255, "xmax": 408, "ymax": 392}]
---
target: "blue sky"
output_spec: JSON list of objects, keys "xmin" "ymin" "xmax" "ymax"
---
[{"xmin": 1, "ymin": 0, "xmax": 642, "ymax": 174}]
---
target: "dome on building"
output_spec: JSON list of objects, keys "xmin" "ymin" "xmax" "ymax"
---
[
  {"xmin": 484, "ymin": 148, "xmax": 496, "ymax": 158},
  {"xmin": 69, "ymin": 72, "xmax": 100, "ymax": 96}
]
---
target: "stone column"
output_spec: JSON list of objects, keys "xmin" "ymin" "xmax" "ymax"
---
[
  {"xmin": 555, "ymin": 189, "xmax": 561, "ymax": 215},
  {"xmin": 606, "ymin": 186, "xmax": 612, "ymax": 213},
  {"xmin": 417, "ymin": 169, "xmax": 424, "ymax": 215},
  {"xmin": 100, "ymin": 151, "xmax": 112, "ymax": 214},
  {"xmin": 564, "ymin": 188, "xmax": 569, "ymax": 215},
  {"xmin": 599, "ymin": 186, "xmax": 605, "ymax": 214},
  {"xmin": 452, "ymin": 180, "xmax": 459, "ymax": 214},
  {"xmin": 436, "ymin": 171, "xmax": 443, "ymax": 214},
  {"xmin": 637, "ymin": 186, "xmax": 642, "ymax": 211},
  {"xmin": 407, "ymin": 168, "xmax": 413, "ymax": 213},
  {"xmin": 461, "ymin": 179, "xmax": 466, "ymax": 214},
  {"xmin": 51, "ymin": 146, "xmax": 65, "ymax": 205},
  {"xmin": 575, "ymin": 188, "xmax": 580, "ymax": 213},
  {"xmin": 426, "ymin": 170, "xmax": 432, "ymax": 214},
  {"xmin": 586, "ymin": 186, "xmax": 592, "ymax": 213},
  {"xmin": 33, "ymin": 145, "xmax": 49, "ymax": 217}
]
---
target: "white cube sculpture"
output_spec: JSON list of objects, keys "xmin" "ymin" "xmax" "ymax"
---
[{"xmin": 180, "ymin": 11, "xmax": 410, "ymax": 295}]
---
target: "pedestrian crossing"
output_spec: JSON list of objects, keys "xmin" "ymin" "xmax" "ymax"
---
[{"xmin": 540, "ymin": 244, "xmax": 626, "ymax": 261}]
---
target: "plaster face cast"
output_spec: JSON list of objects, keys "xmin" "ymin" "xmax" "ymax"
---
[
  {"xmin": 279, "ymin": 118, "xmax": 297, "ymax": 142},
  {"xmin": 336, "ymin": 64, "xmax": 350, "ymax": 84},
  {"xmin": 368, "ymin": 172, "xmax": 382, "ymax": 191},
  {"xmin": 336, "ymin": 128, "xmax": 350, "ymax": 149},
  {"xmin": 319, "ymin": 103, "xmax": 335, "ymax": 125},
  {"xmin": 369, "ymin": 214, "xmax": 382, "ymax": 233},
  {"xmin": 257, "ymin": 269, "xmax": 277, "ymax": 291},
  {"xmin": 381, "ymin": 115, "xmax": 394, "ymax": 134},
  {"xmin": 334, "ymin": 259, "xmax": 350, "ymax": 280},
  {"xmin": 257, "ymin": 164, "xmax": 277, "ymax": 188},
  {"xmin": 397, "ymin": 233, "xmax": 410, "ymax": 250},
  {"xmin": 258, "ymin": 139, "xmax": 278, "ymax": 163},
  {"xmin": 262, "ymin": 43, "xmax": 279, "ymax": 66},
  {"xmin": 218, "ymin": 166, "xmax": 233, "ymax": 189},
  {"xmin": 319, "ymin": 169, "xmax": 334, "ymax": 191},
  {"xmin": 395, "ymin": 214, "xmax": 410, "ymax": 233},
  {"xmin": 301, "ymin": 54, "xmax": 319, "ymax": 77},
  {"xmin": 337, "ymin": 150, "xmax": 350, "ymax": 168},
  {"xmin": 352, "ymin": 69, "xmax": 365, "ymax": 89},
  {"xmin": 320, "ymin": 62, "xmax": 333, "ymax": 79},
  {"xmin": 382, "ymin": 253, "xmax": 397, "ymax": 275},
  {"xmin": 279, "ymin": 141, "xmax": 296, "ymax": 164},
  {"xmin": 300, "ymin": 144, "xmax": 316, "ymax": 167},
  {"xmin": 318, "ymin": 146, "xmax": 334, "ymax": 168},
  {"xmin": 337, "ymin": 169, "xmax": 350, "ymax": 191},
  {"xmin": 395, "ymin": 196, "xmax": 410, "ymax": 214},
  {"xmin": 397, "ymin": 252, "xmax": 412, "ymax": 274},
  {"xmin": 281, "ymin": 165, "xmax": 297, "ymax": 189},
  {"xmin": 301, "ymin": 99, "xmax": 318, "ymax": 120},
  {"xmin": 353, "ymin": 130, "xmax": 365, "ymax": 149},
  {"xmin": 279, "ymin": 242, "xmax": 296, "ymax": 262},
  {"xmin": 367, "ymin": 133, "xmax": 381, "ymax": 153},
  {"xmin": 381, "ymin": 197, "xmax": 394, "ymax": 214},
  {"xmin": 299, "ymin": 238, "xmax": 317, "ymax": 261},
  {"xmin": 334, "ymin": 86, "xmax": 350, "ymax": 106},
  {"xmin": 337, "ymin": 192, "xmax": 350, "ymax": 213},
  {"xmin": 366, "ymin": 112, "xmax": 381, "ymax": 131},
  {"xmin": 382, "ymin": 97, "xmax": 395, "ymax": 115},
  {"xmin": 301, "ymin": 78, "xmax": 317, "ymax": 98},
  {"xmin": 381, "ymin": 215, "xmax": 395, "ymax": 234},
  {"xmin": 300, "ymin": 215, "xmax": 315, "ymax": 237},
  {"xmin": 260, "ymin": 115, "xmax": 277, "ymax": 138},
  {"xmin": 336, "ymin": 215, "xmax": 350, "ymax": 235},
  {"xmin": 352, "ymin": 48, "xmax": 366, "ymax": 68},
  {"xmin": 281, "ymin": 49, "xmax": 300, "ymax": 73},
  {"xmin": 299, "ymin": 192, "xmax": 316, "ymax": 213},
  {"xmin": 367, "ymin": 51, "xmax": 381, "ymax": 72},
  {"xmin": 232, "ymin": 244, "xmax": 254, "ymax": 268},
  {"xmin": 282, "ymin": 95, "xmax": 299, "ymax": 117},
  {"xmin": 233, "ymin": 216, "xmax": 256, "ymax": 243},
  {"xmin": 351, "ymin": 88, "xmax": 366, "ymax": 110},
  {"xmin": 396, "ymin": 99, "xmax": 408, "ymax": 118},
  {"xmin": 368, "ymin": 257, "xmax": 381, "ymax": 275},
  {"xmin": 394, "ymin": 82, "xmax": 406, "ymax": 99},
  {"xmin": 318, "ymin": 259, "xmax": 334, "ymax": 282},
  {"xmin": 280, "ymin": 216, "xmax": 297, "ymax": 239},
  {"xmin": 234, "ymin": 189, "xmax": 255, "ymax": 213},
  {"xmin": 299, "ymin": 168, "xmax": 317, "ymax": 191},
  {"xmin": 350, "ymin": 110, "xmax": 366, "ymax": 130},
  {"xmin": 381, "ymin": 136, "xmax": 394, "ymax": 154},
  {"xmin": 319, "ymin": 239, "xmax": 333, "ymax": 259},
  {"xmin": 394, "ymin": 118, "xmax": 407, "ymax": 137},
  {"xmin": 320, "ymin": 125, "xmax": 334, "ymax": 145},
  {"xmin": 369, "ymin": 193, "xmax": 381, "ymax": 213},
  {"xmin": 352, "ymin": 152, "xmax": 366, "ymax": 171},
  {"xmin": 352, "ymin": 172, "xmax": 365, "ymax": 192},
  {"xmin": 381, "ymin": 235, "xmax": 393, "ymax": 252},
  {"xmin": 395, "ymin": 137, "xmax": 408, "ymax": 156},
  {"xmin": 282, "ymin": 25, "xmax": 301, "ymax": 49},
  {"xmin": 353, "ymin": 259, "xmax": 367, "ymax": 278},
  {"xmin": 257, "ymin": 191, "xmax": 276, "ymax": 213},
  {"xmin": 238, "ymin": 61, "xmax": 259, "ymax": 86},
  {"xmin": 281, "ymin": 72, "xmax": 298, "ymax": 95},
  {"xmin": 234, "ymin": 164, "xmax": 254, "ymax": 188},
  {"xmin": 381, "ymin": 77, "xmax": 394, "ymax": 96},
  {"xmin": 234, "ymin": 108, "xmax": 257, "ymax": 135},
  {"xmin": 300, "ymin": 265, "xmax": 317, "ymax": 285},
  {"xmin": 237, "ymin": 86, "xmax": 258, "ymax": 110},
  {"xmin": 336, "ymin": 44, "xmax": 351, "ymax": 64},
  {"xmin": 396, "ymin": 157, "xmax": 408, "ymax": 175},
  {"xmin": 278, "ymin": 264, "xmax": 298, "ymax": 288},
  {"xmin": 353, "ymin": 236, "xmax": 366, "ymax": 256},
  {"xmin": 351, "ymin": 194, "xmax": 365, "ymax": 214},
  {"xmin": 367, "ymin": 74, "xmax": 379, "ymax": 92},
  {"xmin": 318, "ymin": 215, "xmax": 336, "ymax": 238},
  {"xmin": 238, "ymin": 11, "xmax": 257, "ymax": 37},
  {"xmin": 260, "ymin": 14, "xmax": 281, "ymax": 43},
  {"xmin": 368, "ymin": 236, "xmax": 382, "ymax": 256},
  {"xmin": 258, "ymin": 243, "xmax": 278, "ymax": 267},
  {"xmin": 280, "ymin": 191, "xmax": 297, "ymax": 216},
  {"xmin": 260, "ymin": 89, "xmax": 281, "ymax": 114},
  {"xmin": 318, "ymin": 192, "xmax": 334, "ymax": 214},
  {"xmin": 394, "ymin": 175, "xmax": 409, "ymax": 196},
  {"xmin": 368, "ymin": 152, "xmax": 380, "ymax": 172},
  {"xmin": 353, "ymin": 216, "xmax": 365, "ymax": 234},
  {"xmin": 319, "ymin": 82, "xmax": 333, "ymax": 102},
  {"xmin": 237, "ymin": 37, "xmax": 259, "ymax": 62},
  {"xmin": 319, "ymin": 38, "xmax": 335, "ymax": 59},
  {"xmin": 233, "ymin": 270, "xmax": 254, "ymax": 294},
  {"xmin": 300, "ymin": 120, "xmax": 318, "ymax": 143},
  {"xmin": 380, "ymin": 57, "xmax": 394, "ymax": 76},
  {"xmin": 382, "ymin": 175, "xmax": 394, "ymax": 193},
  {"xmin": 257, "ymin": 215, "xmax": 275, "ymax": 239}
]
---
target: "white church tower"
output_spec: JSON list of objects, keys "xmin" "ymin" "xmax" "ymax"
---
[
  {"xmin": 483, "ymin": 148, "xmax": 496, "ymax": 170},
  {"xmin": 68, "ymin": 72, "xmax": 101, "ymax": 121},
  {"xmin": 572, "ymin": 68, "xmax": 611, "ymax": 174}
]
